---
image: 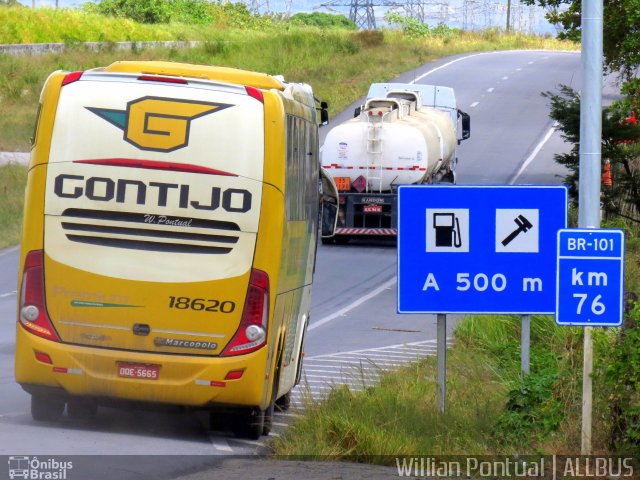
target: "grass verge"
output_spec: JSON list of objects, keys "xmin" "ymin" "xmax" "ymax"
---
[
  {"xmin": 275, "ymin": 347, "xmax": 507, "ymax": 457},
  {"xmin": 0, "ymin": 25, "xmax": 575, "ymax": 247},
  {"xmin": 1, "ymin": 28, "xmax": 576, "ymax": 152},
  {"xmin": 275, "ymin": 296, "xmax": 640, "ymax": 457},
  {"xmin": 0, "ymin": 163, "xmax": 27, "ymax": 249}
]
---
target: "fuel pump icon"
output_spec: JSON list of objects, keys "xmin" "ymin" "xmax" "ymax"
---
[{"xmin": 433, "ymin": 213, "xmax": 462, "ymax": 248}]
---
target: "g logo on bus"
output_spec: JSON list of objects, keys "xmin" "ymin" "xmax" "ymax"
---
[{"xmin": 87, "ymin": 97, "xmax": 232, "ymax": 153}]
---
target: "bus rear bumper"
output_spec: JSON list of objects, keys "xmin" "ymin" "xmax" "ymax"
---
[{"xmin": 15, "ymin": 325, "xmax": 270, "ymax": 409}]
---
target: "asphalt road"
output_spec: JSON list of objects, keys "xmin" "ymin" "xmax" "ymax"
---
[{"xmin": 0, "ymin": 50, "xmax": 593, "ymax": 478}]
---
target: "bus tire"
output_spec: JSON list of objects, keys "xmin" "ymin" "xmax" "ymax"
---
[
  {"xmin": 31, "ymin": 394, "xmax": 65, "ymax": 422},
  {"xmin": 232, "ymin": 407, "xmax": 264, "ymax": 440},
  {"xmin": 67, "ymin": 397, "xmax": 98, "ymax": 420},
  {"xmin": 321, "ymin": 237, "xmax": 334, "ymax": 245}
]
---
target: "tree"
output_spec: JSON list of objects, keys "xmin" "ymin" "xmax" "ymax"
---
[
  {"xmin": 543, "ymin": 85, "xmax": 640, "ymax": 219},
  {"xmin": 524, "ymin": 0, "xmax": 640, "ymax": 221},
  {"xmin": 523, "ymin": 0, "xmax": 640, "ymax": 80}
]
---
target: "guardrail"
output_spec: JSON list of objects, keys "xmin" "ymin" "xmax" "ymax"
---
[{"xmin": 0, "ymin": 40, "xmax": 201, "ymax": 56}]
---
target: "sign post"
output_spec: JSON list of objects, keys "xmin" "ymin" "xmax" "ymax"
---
[
  {"xmin": 437, "ymin": 314, "xmax": 447, "ymax": 414},
  {"xmin": 521, "ymin": 315, "xmax": 531, "ymax": 375},
  {"xmin": 577, "ymin": 0, "xmax": 604, "ymax": 455}
]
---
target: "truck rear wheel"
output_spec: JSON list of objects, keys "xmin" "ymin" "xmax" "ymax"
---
[{"xmin": 31, "ymin": 394, "xmax": 65, "ymax": 422}]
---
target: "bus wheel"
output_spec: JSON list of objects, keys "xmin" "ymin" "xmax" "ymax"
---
[
  {"xmin": 232, "ymin": 407, "xmax": 264, "ymax": 440},
  {"xmin": 31, "ymin": 394, "xmax": 65, "ymax": 422},
  {"xmin": 67, "ymin": 397, "xmax": 98, "ymax": 420}
]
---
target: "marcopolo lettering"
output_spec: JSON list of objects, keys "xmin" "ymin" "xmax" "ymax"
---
[
  {"xmin": 54, "ymin": 174, "xmax": 252, "ymax": 213},
  {"xmin": 154, "ymin": 337, "xmax": 218, "ymax": 350}
]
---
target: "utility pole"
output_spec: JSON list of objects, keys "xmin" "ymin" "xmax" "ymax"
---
[
  {"xmin": 247, "ymin": 0, "xmax": 270, "ymax": 15},
  {"xmin": 506, "ymin": 0, "xmax": 511, "ymax": 31}
]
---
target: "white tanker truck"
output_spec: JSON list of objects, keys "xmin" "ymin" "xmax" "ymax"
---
[{"xmin": 320, "ymin": 83, "xmax": 470, "ymax": 243}]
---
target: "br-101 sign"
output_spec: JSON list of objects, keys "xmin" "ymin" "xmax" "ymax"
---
[
  {"xmin": 397, "ymin": 185, "xmax": 567, "ymax": 314},
  {"xmin": 556, "ymin": 229, "xmax": 625, "ymax": 327}
]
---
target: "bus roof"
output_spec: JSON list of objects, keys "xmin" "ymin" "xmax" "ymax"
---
[{"xmin": 102, "ymin": 61, "xmax": 285, "ymax": 91}]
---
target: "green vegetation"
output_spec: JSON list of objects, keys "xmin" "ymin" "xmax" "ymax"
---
[
  {"xmin": 276, "ymin": 347, "xmax": 508, "ymax": 456},
  {"xmin": 276, "ymin": 295, "xmax": 640, "ymax": 456},
  {"xmin": 289, "ymin": 12, "xmax": 357, "ymax": 30},
  {"xmin": 385, "ymin": 12, "xmax": 460, "ymax": 40},
  {"xmin": 84, "ymin": 0, "xmax": 214, "ymax": 24},
  {"xmin": 0, "ymin": 164, "xmax": 27, "ymax": 249},
  {"xmin": 0, "ymin": 20, "xmax": 574, "ymax": 153},
  {"xmin": 0, "ymin": 6, "xmax": 213, "ymax": 44},
  {"xmin": 0, "ymin": 7, "xmax": 575, "ymax": 249}
]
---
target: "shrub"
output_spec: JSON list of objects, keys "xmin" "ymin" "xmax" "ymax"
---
[
  {"xmin": 603, "ymin": 301, "xmax": 640, "ymax": 452},
  {"xmin": 85, "ymin": 0, "xmax": 213, "ymax": 24},
  {"xmin": 289, "ymin": 12, "xmax": 356, "ymax": 30},
  {"xmin": 355, "ymin": 29, "xmax": 384, "ymax": 47}
]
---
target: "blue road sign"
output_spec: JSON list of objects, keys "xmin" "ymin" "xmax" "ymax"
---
[
  {"xmin": 397, "ymin": 185, "xmax": 567, "ymax": 314},
  {"xmin": 556, "ymin": 229, "xmax": 625, "ymax": 327}
]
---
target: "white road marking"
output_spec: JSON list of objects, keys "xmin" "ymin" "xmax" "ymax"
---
[
  {"xmin": 516, "ymin": 68, "xmax": 522, "ymax": 71},
  {"xmin": 487, "ymin": 87, "xmax": 494, "ymax": 93},
  {"xmin": 307, "ymin": 339, "xmax": 440, "ymax": 358},
  {"xmin": 340, "ymin": 351, "xmax": 426, "ymax": 359},
  {"xmin": 509, "ymin": 123, "xmax": 558, "ymax": 184},
  {"xmin": 502, "ymin": 76, "xmax": 509, "ymax": 80},
  {"xmin": 318, "ymin": 356, "xmax": 404, "ymax": 366},
  {"xmin": 528, "ymin": 61, "xmax": 534, "ymax": 65},
  {"xmin": 0, "ymin": 245, "xmax": 19, "ymax": 257},
  {"xmin": 0, "ymin": 411, "xmax": 23, "ymax": 418},
  {"xmin": 410, "ymin": 50, "xmax": 577, "ymax": 84},
  {"xmin": 470, "ymin": 101, "xmax": 479, "ymax": 108},
  {"xmin": 209, "ymin": 437, "xmax": 233, "ymax": 452},
  {"xmin": 0, "ymin": 290, "xmax": 16, "ymax": 298},
  {"xmin": 308, "ymin": 277, "xmax": 396, "ymax": 331},
  {"xmin": 276, "ymin": 412, "xmax": 301, "ymax": 418},
  {"xmin": 233, "ymin": 439, "xmax": 265, "ymax": 447},
  {"xmin": 272, "ymin": 422, "xmax": 289, "ymax": 428}
]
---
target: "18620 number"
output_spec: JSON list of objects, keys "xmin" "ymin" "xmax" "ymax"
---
[{"xmin": 168, "ymin": 296, "xmax": 236, "ymax": 313}]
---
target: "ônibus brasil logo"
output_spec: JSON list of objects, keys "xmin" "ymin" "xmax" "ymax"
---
[
  {"xmin": 8, "ymin": 456, "xmax": 73, "ymax": 479},
  {"xmin": 87, "ymin": 97, "xmax": 232, "ymax": 153}
]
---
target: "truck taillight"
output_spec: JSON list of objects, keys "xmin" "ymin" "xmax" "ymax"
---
[
  {"xmin": 19, "ymin": 250, "xmax": 60, "ymax": 342},
  {"xmin": 221, "ymin": 269, "xmax": 269, "ymax": 356}
]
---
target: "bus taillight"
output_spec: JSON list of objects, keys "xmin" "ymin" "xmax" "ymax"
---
[
  {"xmin": 221, "ymin": 269, "xmax": 269, "ymax": 356},
  {"xmin": 19, "ymin": 250, "xmax": 60, "ymax": 342}
]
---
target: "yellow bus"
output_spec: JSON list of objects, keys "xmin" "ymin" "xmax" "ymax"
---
[{"xmin": 15, "ymin": 61, "xmax": 336, "ymax": 439}]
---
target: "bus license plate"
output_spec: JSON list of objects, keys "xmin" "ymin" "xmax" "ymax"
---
[
  {"xmin": 363, "ymin": 204, "xmax": 382, "ymax": 213},
  {"xmin": 117, "ymin": 362, "xmax": 160, "ymax": 380},
  {"xmin": 334, "ymin": 177, "xmax": 351, "ymax": 191}
]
